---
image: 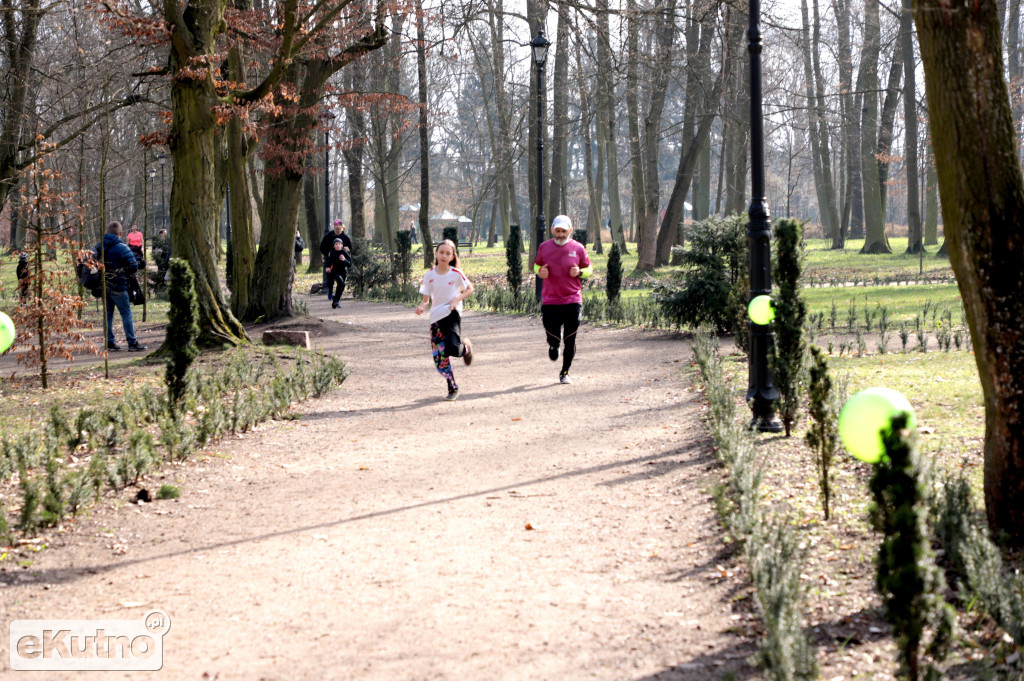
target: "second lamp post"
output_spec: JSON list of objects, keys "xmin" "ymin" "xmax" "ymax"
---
[{"xmin": 531, "ymin": 29, "xmax": 550, "ymax": 302}]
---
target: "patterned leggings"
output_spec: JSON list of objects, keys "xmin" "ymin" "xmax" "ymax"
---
[{"xmin": 430, "ymin": 323, "xmax": 458, "ymax": 391}]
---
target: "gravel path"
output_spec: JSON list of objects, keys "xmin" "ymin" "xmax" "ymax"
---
[{"xmin": 1, "ymin": 298, "xmax": 756, "ymax": 680}]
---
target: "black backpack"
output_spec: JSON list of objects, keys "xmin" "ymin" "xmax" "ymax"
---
[{"xmin": 77, "ymin": 251, "xmax": 103, "ymax": 298}]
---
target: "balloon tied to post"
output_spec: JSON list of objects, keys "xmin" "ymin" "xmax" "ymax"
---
[
  {"xmin": 747, "ymin": 295, "xmax": 775, "ymax": 325},
  {"xmin": 0, "ymin": 312, "xmax": 15, "ymax": 354},
  {"xmin": 838, "ymin": 387, "xmax": 916, "ymax": 464}
]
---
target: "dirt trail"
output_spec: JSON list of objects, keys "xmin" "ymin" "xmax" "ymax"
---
[{"xmin": 1, "ymin": 299, "xmax": 756, "ymax": 680}]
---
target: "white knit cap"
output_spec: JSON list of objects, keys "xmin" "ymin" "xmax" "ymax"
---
[{"xmin": 551, "ymin": 215, "xmax": 572, "ymax": 231}]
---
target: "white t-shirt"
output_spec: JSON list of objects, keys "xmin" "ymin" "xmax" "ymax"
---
[{"xmin": 419, "ymin": 267, "xmax": 469, "ymax": 324}]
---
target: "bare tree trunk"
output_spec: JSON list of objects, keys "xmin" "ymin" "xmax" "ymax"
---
[
  {"xmin": 657, "ymin": 0, "xmax": 720, "ymax": 265},
  {"xmin": 915, "ymin": 0, "xmax": 1024, "ymax": 546},
  {"xmin": 625, "ymin": 0, "xmax": 647, "ymax": 255},
  {"xmin": 877, "ymin": 53, "xmax": 904, "ymax": 220},
  {"xmin": 835, "ymin": 0, "xmax": 860, "ymax": 242},
  {"xmin": 547, "ymin": 0, "xmax": 570, "ymax": 219},
  {"xmin": 812, "ymin": 0, "xmax": 842, "ymax": 247},
  {"xmin": 302, "ymin": 155, "xmax": 323, "ymax": 273},
  {"xmin": 723, "ymin": 2, "xmax": 749, "ymax": 216},
  {"xmin": 924, "ymin": 152, "xmax": 938, "ymax": 245},
  {"xmin": 597, "ymin": 0, "xmax": 626, "ymax": 251},
  {"xmin": 859, "ymin": 0, "xmax": 892, "ymax": 253},
  {"xmin": 801, "ymin": 0, "xmax": 831, "ymax": 242},
  {"xmin": 344, "ymin": 60, "xmax": 368, "ymax": 240},
  {"xmin": 636, "ymin": 0, "xmax": 677, "ymax": 272},
  {"xmin": 902, "ymin": 0, "xmax": 922, "ymax": 254},
  {"xmin": 576, "ymin": 37, "xmax": 604, "ymax": 254},
  {"xmin": 416, "ymin": 0, "xmax": 434, "ymax": 267}
]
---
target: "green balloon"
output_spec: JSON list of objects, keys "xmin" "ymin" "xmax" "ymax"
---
[
  {"xmin": 748, "ymin": 295, "xmax": 775, "ymax": 325},
  {"xmin": 0, "ymin": 312, "xmax": 14, "ymax": 353},
  {"xmin": 838, "ymin": 387, "xmax": 916, "ymax": 463}
]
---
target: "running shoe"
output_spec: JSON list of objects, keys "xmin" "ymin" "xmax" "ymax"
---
[
  {"xmin": 445, "ymin": 388, "xmax": 459, "ymax": 401},
  {"xmin": 463, "ymin": 339, "xmax": 474, "ymax": 366},
  {"xmin": 548, "ymin": 345, "xmax": 559, "ymax": 361},
  {"xmin": 559, "ymin": 372, "xmax": 572, "ymax": 385}
]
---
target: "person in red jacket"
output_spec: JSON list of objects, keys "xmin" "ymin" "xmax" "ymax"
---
[{"xmin": 534, "ymin": 215, "xmax": 592, "ymax": 384}]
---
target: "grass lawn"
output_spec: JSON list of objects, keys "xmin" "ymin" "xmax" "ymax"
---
[
  {"xmin": 803, "ymin": 236, "xmax": 953, "ymax": 281},
  {"xmin": 803, "ymin": 283, "xmax": 963, "ymax": 326}
]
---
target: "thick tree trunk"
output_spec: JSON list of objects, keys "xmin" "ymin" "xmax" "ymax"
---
[
  {"xmin": 859, "ymin": 0, "xmax": 892, "ymax": 254},
  {"xmin": 168, "ymin": 77, "xmax": 248, "ymax": 346},
  {"xmin": 915, "ymin": 0, "xmax": 1024, "ymax": 546},
  {"xmin": 249, "ymin": 171, "xmax": 301, "ymax": 319}
]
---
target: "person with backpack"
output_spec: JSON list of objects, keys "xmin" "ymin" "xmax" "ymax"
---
[{"xmin": 95, "ymin": 221, "xmax": 146, "ymax": 351}]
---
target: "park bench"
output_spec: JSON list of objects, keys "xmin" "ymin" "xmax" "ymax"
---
[{"xmin": 457, "ymin": 240, "xmax": 474, "ymax": 254}]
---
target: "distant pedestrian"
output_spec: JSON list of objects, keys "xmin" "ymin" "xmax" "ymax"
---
[
  {"xmin": 535, "ymin": 215, "xmax": 591, "ymax": 384},
  {"xmin": 324, "ymin": 238, "xmax": 351, "ymax": 309},
  {"xmin": 409, "ymin": 220, "xmax": 418, "ymax": 244},
  {"xmin": 415, "ymin": 239, "xmax": 474, "ymax": 401},
  {"xmin": 126, "ymin": 225, "xmax": 145, "ymax": 267},
  {"xmin": 294, "ymin": 229, "xmax": 306, "ymax": 265},
  {"xmin": 16, "ymin": 252, "xmax": 30, "ymax": 303},
  {"xmin": 319, "ymin": 220, "xmax": 352, "ymax": 299}
]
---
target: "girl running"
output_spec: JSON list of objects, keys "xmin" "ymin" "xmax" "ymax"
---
[{"xmin": 415, "ymin": 240, "xmax": 475, "ymax": 401}]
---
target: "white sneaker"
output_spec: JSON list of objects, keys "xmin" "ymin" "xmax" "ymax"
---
[{"xmin": 559, "ymin": 372, "xmax": 572, "ymax": 385}]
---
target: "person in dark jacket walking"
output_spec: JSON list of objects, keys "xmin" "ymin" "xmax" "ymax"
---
[
  {"xmin": 294, "ymin": 230, "xmax": 306, "ymax": 265},
  {"xmin": 16, "ymin": 252, "xmax": 30, "ymax": 303},
  {"xmin": 95, "ymin": 221, "xmax": 146, "ymax": 351},
  {"xmin": 319, "ymin": 220, "xmax": 351, "ymax": 298},
  {"xmin": 324, "ymin": 238, "xmax": 351, "ymax": 309}
]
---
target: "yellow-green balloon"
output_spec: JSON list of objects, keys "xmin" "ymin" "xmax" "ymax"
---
[
  {"xmin": 0, "ymin": 312, "xmax": 14, "ymax": 353},
  {"xmin": 838, "ymin": 387, "xmax": 916, "ymax": 463},
  {"xmin": 748, "ymin": 295, "xmax": 775, "ymax": 325}
]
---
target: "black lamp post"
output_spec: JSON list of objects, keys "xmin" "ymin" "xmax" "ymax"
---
[
  {"xmin": 531, "ymin": 29, "xmax": 550, "ymax": 302},
  {"xmin": 321, "ymin": 109, "xmax": 336, "ymax": 234},
  {"xmin": 746, "ymin": 0, "xmax": 782, "ymax": 432}
]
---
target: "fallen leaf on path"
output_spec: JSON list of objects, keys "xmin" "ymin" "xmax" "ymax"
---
[
  {"xmin": 511, "ymin": 417, "xmax": 521, "ymax": 421},
  {"xmin": 358, "ymin": 466, "xmax": 370, "ymax": 471},
  {"xmin": 525, "ymin": 523, "xmax": 535, "ymax": 530}
]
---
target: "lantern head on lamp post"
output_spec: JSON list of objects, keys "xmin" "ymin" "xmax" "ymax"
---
[{"xmin": 531, "ymin": 29, "xmax": 550, "ymax": 302}]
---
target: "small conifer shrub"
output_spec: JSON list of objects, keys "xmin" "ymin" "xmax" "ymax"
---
[
  {"xmin": 165, "ymin": 259, "xmax": 200, "ymax": 417},
  {"xmin": 505, "ymin": 225, "xmax": 523, "ymax": 297}
]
